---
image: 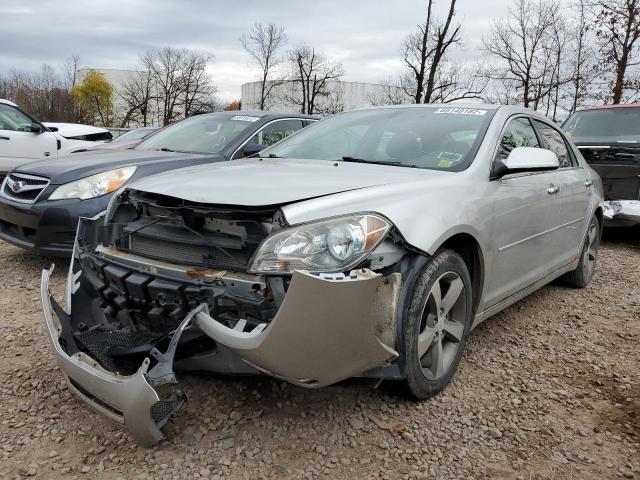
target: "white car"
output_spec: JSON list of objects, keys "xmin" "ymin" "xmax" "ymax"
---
[{"xmin": 0, "ymin": 99, "xmax": 112, "ymax": 180}]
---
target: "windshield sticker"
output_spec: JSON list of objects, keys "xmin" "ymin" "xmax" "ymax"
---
[
  {"xmin": 434, "ymin": 108, "xmax": 488, "ymax": 116},
  {"xmin": 231, "ymin": 115, "xmax": 261, "ymax": 122}
]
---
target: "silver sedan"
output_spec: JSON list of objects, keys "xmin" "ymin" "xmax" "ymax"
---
[{"xmin": 41, "ymin": 104, "xmax": 603, "ymax": 445}]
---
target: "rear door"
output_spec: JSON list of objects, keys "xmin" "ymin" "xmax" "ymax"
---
[
  {"xmin": 0, "ymin": 103, "xmax": 57, "ymax": 174},
  {"xmin": 533, "ymin": 119, "xmax": 590, "ymax": 266},
  {"xmin": 486, "ymin": 116, "xmax": 562, "ymax": 306}
]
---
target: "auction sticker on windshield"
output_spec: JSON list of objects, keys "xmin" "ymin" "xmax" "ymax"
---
[
  {"xmin": 231, "ymin": 115, "xmax": 261, "ymax": 122},
  {"xmin": 434, "ymin": 108, "xmax": 488, "ymax": 115}
]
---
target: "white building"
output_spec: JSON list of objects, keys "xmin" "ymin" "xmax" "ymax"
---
[
  {"xmin": 77, "ymin": 68, "xmax": 142, "ymax": 118},
  {"xmin": 241, "ymin": 80, "xmax": 405, "ymax": 114}
]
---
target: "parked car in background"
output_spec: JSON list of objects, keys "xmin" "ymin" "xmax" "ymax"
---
[
  {"xmin": 41, "ymin": 104, "xmax": 603, "ymax": 445},
  {"xmin": 72, "ymin": 127, "xmax": 159, "ymax": 153},
  {"xmin": 563, "ymin": 104, "xmax": 640, "ymax": 225},
  {"xmin": 0, "ymin": 111, "xmax": 316, "ymax": 255},
  {"xmin": 0, "ymin": 99, "xmax": 112, "ymax": 182}
]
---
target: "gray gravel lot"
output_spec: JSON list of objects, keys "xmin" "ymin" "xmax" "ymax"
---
[{"xmin": 0, "ymin": 231, "xmax": 638, "ymax": 480}]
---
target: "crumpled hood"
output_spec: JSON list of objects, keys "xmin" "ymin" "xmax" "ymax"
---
[
  {"xmin": 129, "ymin": 158, "xmax": 437, "ymax": 206},
  {"xmin": 15, "ymin": 149, "xmax": 213, "ymax": 185}
]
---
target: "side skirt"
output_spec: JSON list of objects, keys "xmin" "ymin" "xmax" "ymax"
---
[{"xmin": 472, "ymin": 259, "xmax": 579, "ymax": 329}]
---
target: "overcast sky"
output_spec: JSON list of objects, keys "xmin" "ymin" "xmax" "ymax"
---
[{"xmin": 0, "ymin": 0, "xmax": 509, "ymax": 103}]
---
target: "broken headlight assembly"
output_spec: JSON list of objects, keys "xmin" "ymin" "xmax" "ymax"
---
[{"xmin": 249, "ymin": 213, "xmax": 391, "ymax": 274}]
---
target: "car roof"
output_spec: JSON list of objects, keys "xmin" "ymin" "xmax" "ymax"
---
[
  {"xmin": 0, "ymin": 98, "xmax": 18, "ymax": 107},
  {"xmin": 195, "ymin": 110, "xmax": 318, "ymax": 121},
  {"xmin": 345, "ymin": 103, "xmax": 559, "ymax": 122},
  {"xmin": 575, "ymin": 103, "xmax": 640, "ymax": 112}
]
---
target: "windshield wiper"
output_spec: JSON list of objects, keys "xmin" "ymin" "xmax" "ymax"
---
[
  {"xmin": 341, "ymin": 156, "xmax": 417, "ymax": 168},
  {"xmin": 158, "ymin": 147, "xmax": 175, "ymax": 152}
]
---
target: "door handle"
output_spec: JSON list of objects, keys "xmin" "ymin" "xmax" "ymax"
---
[
  {"xmin": 584, "ymin": 180, "xmax": 593, "ymax": 187},
  {"xmin": 547, "ymin": 185, "xmax": 560, "ymax": 195},
  {"xmin": 0, "ymin": 136, "xmax": 9, "ymax": 140}
]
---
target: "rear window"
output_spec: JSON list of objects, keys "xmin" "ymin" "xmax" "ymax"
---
[{"xmin": 563, "ymin": 108, "xmax": 640, "ymax": 145}]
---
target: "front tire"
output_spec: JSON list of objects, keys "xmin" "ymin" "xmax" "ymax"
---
[
  {"xmin": 400, "ymin": 249, "xmax": 473, "ymax": 400},
  {"xmin": 562, "ymin": 215, "xmax": 600, "ymax": 288}
]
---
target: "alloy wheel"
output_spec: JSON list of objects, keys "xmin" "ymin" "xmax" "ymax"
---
[{"xmin": 417, "ymin": 271, "xmax": 467, "ymax": 380}]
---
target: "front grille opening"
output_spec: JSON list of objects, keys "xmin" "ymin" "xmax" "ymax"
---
[
  {"xmin": 110, "ymin": 191, "xmax": 280, "ymax": 272},
  {"xmin": 2, "ymin": 173, "xmax": 49, "ymax": 202}
]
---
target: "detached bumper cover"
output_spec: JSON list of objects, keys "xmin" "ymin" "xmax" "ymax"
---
[
  {"xmin": 193, "ymin": 269, "xmax": 400, "ymax": 387},
  {"xmin": 41, "ymin": 267, "xmax": 185, "ymax": 446},
  {"xmin": 41, "ymin": 256, "xmax": 400, "ymax": 444}
]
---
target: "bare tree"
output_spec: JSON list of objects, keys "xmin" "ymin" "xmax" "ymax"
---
[
  {"xmin": 140, "ymin": 47, "xmax": 216, "ymax": 125},
  {"xmin": 140, "ymin": 47, "xmax": 186, "ymax": 125},
  {"xmin": 181, "ymin": 50, "xmax": 217, "ymax": 116},
  {"xmin": 240, "ymin": 22, "xmax": 288, "ymax": 110},
  {"xmin": 401, "ymin": 0, "xmax": 462, "ymax": 103},
  {"xmin": 591, "ymin": 0, "xmax": 640, "ymax": 104},
  {"xmin": 368, "ymin": 77, "xmax": 412, "ymax": 106},
  {"xmin": 565, "ymin": 0, "xmax": 594, "ymax": 112},
  {"xmin": 62, "ymin": 54, "xmax": 82, "ymax": 89},
  {"xmin": 0, "ymin": 65, "xmax": 75, "ymax": 122},
  {"xmin": 428, "ymin": 63, "xmax": 488, "ymax": 103},
  {"xmin": 483, "ymin": 0, "xmax": 563, "ymax": 108},
  {"xmin": 287, "ymin": 45, "xmax": 344, "ymax": 114},
  {"xmin": 118, "ymin": 70, "xmax": 156, "ymax": 127}
]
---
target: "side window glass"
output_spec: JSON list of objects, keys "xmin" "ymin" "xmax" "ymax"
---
[
  {"xmin": 0, "ymin": 104, "xmax": 32, "ymax": 132},
  {"xmin": 496, "ymin": 117, "xmax": 540, "ymax": 161},
  {"xmin": 248, "ymin": 119, "xmax": 304, "ymax": 147},
  {"xmin": 533, "ymin": 120, "xmax": 570, "ymax": 168}
]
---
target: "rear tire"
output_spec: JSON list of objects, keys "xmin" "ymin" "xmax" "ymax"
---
[
  {"xmin": 562, "ymin": 215, "xmax": 600, "ymax": 288},
  {"xmin": 399, "ymin": 249, "xmax": 473, "ymax": 400}
]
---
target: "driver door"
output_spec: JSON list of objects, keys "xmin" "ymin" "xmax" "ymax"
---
[
  {"xmin": 485, "ymin": 116, "xmax": 562, "ymax": 307},
  {"xmin": 0, "ymin": 103, "xmax": 57, "ymax": 173}
]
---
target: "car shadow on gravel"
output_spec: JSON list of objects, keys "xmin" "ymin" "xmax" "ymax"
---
[{"xmin": 602, "ymin": 225, "xmax": 640, "ymax": 247}]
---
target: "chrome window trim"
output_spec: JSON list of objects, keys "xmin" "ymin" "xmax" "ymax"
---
[{"xmin": 230, "ymin": 118, "xmax": 314, "ymax": 160}]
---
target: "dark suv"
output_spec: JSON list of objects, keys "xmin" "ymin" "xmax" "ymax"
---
[{"xmin": 563, "ymin": 104, "xmax": 640, "ymax": 225}]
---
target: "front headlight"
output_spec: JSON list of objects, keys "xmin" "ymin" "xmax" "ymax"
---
[
  {"xmin": 249, "ymin": 213, "xmax": 391, "ymax": 274},
  {"xmin": 48, "ymin": 166, "xmax": 137, "ymax": 200}
]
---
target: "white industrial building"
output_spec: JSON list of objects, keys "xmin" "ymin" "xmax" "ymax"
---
[
  {"xmin": 77, "ymin": 68, "xmax": 144, "ymax": 123},
  {"xmin": 241, "ymin": 80, "xmax": 405, "ymax": 114}
]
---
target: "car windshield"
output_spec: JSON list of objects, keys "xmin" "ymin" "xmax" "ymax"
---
[
  {"xmin": 261, "ymin": 106, "xmax": 495, "ymax": 171},
  {"xmin": 136, "ymin": 114, "xmax": 259, "ymax": 154},
  {"xmin": 113, "ymin": 128, "xmax": 156, "ymax": 143},
  {"xmin": 562, "ymin": 108, "xmax": 640, "ymax": 144}
]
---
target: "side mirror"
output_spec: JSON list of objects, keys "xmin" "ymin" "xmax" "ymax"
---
[
  {"xmin": 242, "ymin": 143, "xmax": 264, "ymax": 158},
  {"xmin": 30, "ymin": 122, "xmax": 43, "ymax": 134},
  {"xmin": 493, "ymin": 147, "xmax": 559, "ymax": 179}
]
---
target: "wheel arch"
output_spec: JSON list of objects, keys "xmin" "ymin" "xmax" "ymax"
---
[
  {"xmin": 435, "ymin": 233, "xmax": 485, "ymax": 315},
  {"xmin": 593, "ymin": 205, "xmax": 604, "ymax": 235}
]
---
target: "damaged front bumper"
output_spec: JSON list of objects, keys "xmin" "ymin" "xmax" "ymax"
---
[
  {"xmin": 41, "ymin": 267, "xmax": 187, "ymax": 446},
  {"xmin": 40, "ymin": 244, "xmax": 401, "ymax": 445},
  {"xmin": 602, "ymin": 200, "xmax": 640, "ymax": 224}
]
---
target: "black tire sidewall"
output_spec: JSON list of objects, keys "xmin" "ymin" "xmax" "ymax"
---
[
  {"xmin": 578, "ymin": 215, "xmax": 600, "ymax": 286},
  {"xmin": 400, "ymin": 249, "xmax": 473, "ymax": 400}
]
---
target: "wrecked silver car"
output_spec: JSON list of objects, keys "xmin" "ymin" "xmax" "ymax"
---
[{"xmin": 41, "ymin": 105, "xmax": 604, "ymax": 445}]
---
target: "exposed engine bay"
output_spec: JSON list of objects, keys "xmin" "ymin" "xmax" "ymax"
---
[{"xmin": 66, "ymin": 189, "xmax": 405, "ymax": 378}]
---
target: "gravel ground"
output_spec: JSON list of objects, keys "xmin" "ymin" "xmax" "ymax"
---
[{"xmin": 0, "ymin": 230, "xmax": 638, "ymax": 480}]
